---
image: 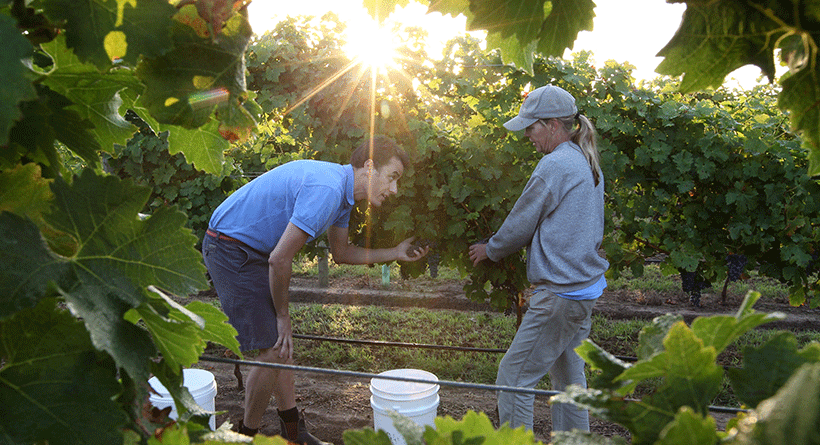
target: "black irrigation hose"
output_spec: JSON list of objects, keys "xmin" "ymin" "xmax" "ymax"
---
[
  {"xmin": 200, "ymin": 355, "xmax": 559, "ymax": 397},
  {"xmin": 199, "ymin": 356, "xmax": 749, "ymax": 415},
  {"xmin": 293, "ymin": 334, "xmax": 741, "ymax": 370}
]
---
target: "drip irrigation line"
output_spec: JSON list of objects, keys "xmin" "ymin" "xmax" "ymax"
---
[
  {"xmin": 292, "ymin": 334, "xmax": 741, "ymax": 371},
  {"xmin": 293, "ymin": 333, "xmax": 507, "ymax": 353},
  {"xmin": 200, "ymin": 355, "xmax": 558, "ymax": 397},
  {"xmin": 293, "ymin": 333, "xmax": 638, "ymax": 363},
  {"xmin": 198, "ymin": 355, "xmax": 749, "ymax": 415}
]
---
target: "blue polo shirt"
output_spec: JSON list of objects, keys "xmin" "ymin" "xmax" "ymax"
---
[{"xmin": 209, "ymin": 160, "xmax": 355, "ymax": 253}]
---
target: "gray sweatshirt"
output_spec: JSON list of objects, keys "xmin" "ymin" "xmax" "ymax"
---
[{"xmin": 485, "ymin": 141, "xmax": 609, "ymax": 293}]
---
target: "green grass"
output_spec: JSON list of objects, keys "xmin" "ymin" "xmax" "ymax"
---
[
  {"xmin": 287, "ymin": 302, "xmax": 820, "ymax": 409},
  {"xmin": 277, "ymin": 259, "xmax": 818, "ymax": 408}
]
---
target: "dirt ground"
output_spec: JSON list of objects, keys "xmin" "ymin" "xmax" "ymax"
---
[{"xmin": 184, "ymin": 274, "xmax": 820, "ymax": 444}]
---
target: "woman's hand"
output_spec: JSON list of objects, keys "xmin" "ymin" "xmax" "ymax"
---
[{"xmin": 469, "ymin": 242, "xmax": 489, "ymax": 267}]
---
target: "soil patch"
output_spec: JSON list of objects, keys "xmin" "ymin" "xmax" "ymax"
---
[{"xmin": 184, "ymin": 274, "xmax": 819, "ymax": 444}]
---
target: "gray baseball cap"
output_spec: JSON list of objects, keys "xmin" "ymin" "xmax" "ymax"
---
[{"xmin": 503, "ymin": 85, "xmax": 578, "ymax": 131}]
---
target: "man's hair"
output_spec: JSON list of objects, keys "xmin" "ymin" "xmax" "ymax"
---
[{"xmin": 350, "ymin": 135, "xmax": 410, "ymax": 170}]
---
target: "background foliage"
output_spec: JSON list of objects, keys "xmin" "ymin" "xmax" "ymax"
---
[{"xmin": 2, "ymin": 0, "xmax": 820, "ymax": 444}]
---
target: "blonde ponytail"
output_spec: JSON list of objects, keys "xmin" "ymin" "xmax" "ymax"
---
[{"xmin": 556, "ymin": 114, "xmax": 601, "ymax": 186}]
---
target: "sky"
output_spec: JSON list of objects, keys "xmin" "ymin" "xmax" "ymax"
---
[{"xmin": 246, "ymin": 0, "xmax": 772, "ymax": 89}]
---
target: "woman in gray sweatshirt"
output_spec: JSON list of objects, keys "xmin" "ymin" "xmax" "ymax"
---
[{"xmin": 469, "ymin": 85, "xmax": 609, "ymax": 434}]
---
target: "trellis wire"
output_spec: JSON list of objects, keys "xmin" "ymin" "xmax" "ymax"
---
[{"xmin": 198, "ymin": 355, "xmax": 748, "ymax": 415}]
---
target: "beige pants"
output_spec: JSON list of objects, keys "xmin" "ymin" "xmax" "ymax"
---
[{"xmin": 495, "ymin": 290, "xmax": 596, "ymax": 432}]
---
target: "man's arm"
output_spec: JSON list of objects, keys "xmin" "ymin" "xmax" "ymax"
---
[
  {"xmin": 269, "ymin": 222, "xmax": 309, "ymax": 359},
  {"xmin": 327, "ymin": 225, "xmax": 428, "ymax": 265}
]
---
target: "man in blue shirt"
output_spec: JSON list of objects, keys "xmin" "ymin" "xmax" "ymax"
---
[{"xmin": 203, "ymin": 136, "xmax": 428, "ymax": 444}]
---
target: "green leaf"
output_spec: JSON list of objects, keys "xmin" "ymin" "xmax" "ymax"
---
[
  {"xmin": 180, "ymin": 300, "xmax": 242, "ymax": 357},
  {"xmin": 0, "ymin": 13, "xmax": 37, "ymax": 147},
  {"xmin": 0, "ymin": 298, "xmax": 127, "ymax": 445},
  {"xmin": 618, "ymin": 322, "xmax": 723, "ymax": 412},
  {"xmin": 655, "ymin": 407, "xmax": 718, "ymax": 445},
  {"xmin": 690, "ymin": 291, "xmax": 784, "ymax": 354},
  {"xmin": 431, "ymin": 410, "xmax": 544, "ymax": 444},
  {"xmin": 730, "ymin": 363, "xmax": 820, "ymax": 445},
  {"xmin": 656, "ymin": 1, "xmax": 778, "ymax": 91},
  {"xmin": 636, "ymin": 314, "xmax": 682, "ymax": 360},
  {"xmin": 727, "ymin": 332, "xmax": 820, "ymax": 407},
  {"xmin": 575, "ymin": 340, "xmax": 631, "ymax": 392},
  {"xmin": 0, "ymin": 163, "xmax": 53, "ymax": 222},
  {"xmin": 36, "ymin": 0, "xmax": 176, "ymax": 69},
  {"xmin": 136, "ymin": 301, "xmax": 205, "ymax": 370},
  {"xmin": 0, "ymin": 212, "xmax": 69, "ymax": 320},
  {"xmin": 162, "ymin": 120, "xmax": 229, "ymax": 174},
  {"xmin": 40, "ymin": 35, "xmax": 139, "ymax": 152},
  {"xmin": 388, "ymin": 411, "xmax": 424, "ymax": 445},
  {"xmin": 778, "ymin": 65, "xmax": 820, "ymax": 176},
  {"xmin": 136, "ymin": 6, "xmax": 252, "ymax": 129},
  {"xmin": 343, "ymin": 428, "xmax": 394, "ymax": 445},
  {"xmin": 534, "ymin": 0, "xmax": 595, "ymax": 58},
  {"xmin": 2, "ymin": 170, "xmax": 209, "ymax": 381}
]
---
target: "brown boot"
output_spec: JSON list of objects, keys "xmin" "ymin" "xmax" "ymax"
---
[
  {"xmin": 278, "ymin": 415, "xmax": 332, "ymax": 445},
  {"xmin": 234, "ymin": 419, "xmax": 258, "ymax": 436}
]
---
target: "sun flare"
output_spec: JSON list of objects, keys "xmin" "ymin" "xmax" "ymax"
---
[{"xmin": 343, "ymin": 20, "xmax": 400, "ymax": 70}]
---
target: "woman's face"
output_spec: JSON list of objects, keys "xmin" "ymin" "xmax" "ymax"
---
[{"xmin": 524, "ymin": 119, "xmax": 558, "ymax": 154}]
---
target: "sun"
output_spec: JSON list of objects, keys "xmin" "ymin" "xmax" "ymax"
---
[{"xmin": 343, "ymin": 19, "xmax": 400, "ymax": 70}]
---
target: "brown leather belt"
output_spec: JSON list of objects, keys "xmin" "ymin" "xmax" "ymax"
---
[{"xmin": 206, "ymin": 228, "xmax": 242, "ymax": 243}]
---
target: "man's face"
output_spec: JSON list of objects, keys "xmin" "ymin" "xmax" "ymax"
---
[{"xmin": 367, "ymin": 156, "xmax": 404, "ymax": 207}]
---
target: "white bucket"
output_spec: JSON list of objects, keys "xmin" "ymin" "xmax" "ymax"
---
[
  {"xmin": 370, "ymin": 369, "xmax": 439, "ymax": 445},
  {"xmin": 148, "ymin": 368, "xmax": 217, "ymax": 430}
]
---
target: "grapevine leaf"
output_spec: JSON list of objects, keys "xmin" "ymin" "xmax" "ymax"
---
[
  {"xmin": 343, "ymin": 428, "xmax": 393, "ymax": 445},
  {"xmin": 618, "ymin": 322, "xmax": 723, "ymax": 412},
  {"xmin": 431, "ymin": 410, "xmax": 543, "ymax": 444},
  {"xmin": 0, "ymin": 212, "xmax": 68, "ymax": 320},
  {"xmin": 40, "ymin": 35, "xmax": 139, "ymax": 152},
  {"xmin": 178, "ymin": 300, "xmax": 242, "ymax": 356},
  {"xmin": 727, "ymin": 332, "xmax": 820, "ymax": 407},
  {"xmin": 778, "ymin": 64, "xmax": 820, "ymax": 176},
  {"xmin": 552, "ymin": 429, "xmax": 628, "ymax": 445},
  {"xmin": 426, "ymin": 0, "xmax": 470, "ymax": 18},
  {"xmin": 162, "ymin": 119, "xmax": 228, "ymax": 174},
  {"xmin": 135, "ymin": 5, "xmax": 252, "ymax": 129},
  {"xmin": 362, "ymin": 0, "xmax": 412, "ymax": 20},
  {"xmin": 0, "ymin": 13, "xmax": 37, "ymax": 147},
  {"xmin": 7, "ymin": 85, "xmax": 102, "ymax": 174},
  {"xmin": 534, "ymin": 0, "xmax": 595, "ymax": 58},
  {"xmin": 655, "ymin": 1, "xmax": 778, "ymax": 92},
  {"xmin": 730, "ymin": 363, "xmax": 820, "ymax": 445},
  {"xmin": 655, "ymin": 407, "xmax": 718, "ymax": 445},
  {"xmin": 0, "ymin": 298, "xmax": 126, "ymax": 445},
  {"xmin": 388, "ymin": 411, "xmax": 424, "ymax": 445},
  {"xmin": 690, "ymin": 291, "xmax": 784, "ymax": 354},
  {"xmin": 636, "ymin": 314, "xmax": 682, "ymax": 361},
  {"xmin": 37, "ymin": 171, "xmax": 207, "ymax": 380},
  {"xmin": 575, "ymin": 340, "xmax": 631, "ymax": 392},
  {"xmin": 148, "ymin": 360, "xmax": 214, "ymax": 428},
  {"xmin": 135, "ymin": 302, "xmax": 205, "ymax": 370},
  {"xmin": 35, "ymin": 0, "xmax": 176, "ymax": 68},
  {"xmin": 486, "ymin": 32, "xmax": 536, "ymax": 72},
  {"xmin": 0, "ymin": 163, "xmax": 52, "ymax": 223}
]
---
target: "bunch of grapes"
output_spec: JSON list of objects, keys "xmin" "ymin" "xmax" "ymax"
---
[
  {"xmin": 726, "ymin": 254, "xmax": 747, "ymax": 282},
  {"xmin": 679, "ymin": 269, "xmax": 710, "ymax": 307},
  {"xmin": 405, "ymin": 239, "xmax": 439, "ymax": 278}
]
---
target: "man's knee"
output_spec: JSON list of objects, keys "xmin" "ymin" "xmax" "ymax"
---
[{"xmin": 256, "ymin": 347, "xmax": 294, "ymax": 365}]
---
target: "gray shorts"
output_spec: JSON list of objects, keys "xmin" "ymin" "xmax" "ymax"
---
[{"xmin": 202, "ymin": 231, "xmax": 277, "ymax": 351}]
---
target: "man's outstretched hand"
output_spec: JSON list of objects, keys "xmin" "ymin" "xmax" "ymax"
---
[{"xmin": 397, "ymin": 237, "xmax": 429, "ymax": 262}]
